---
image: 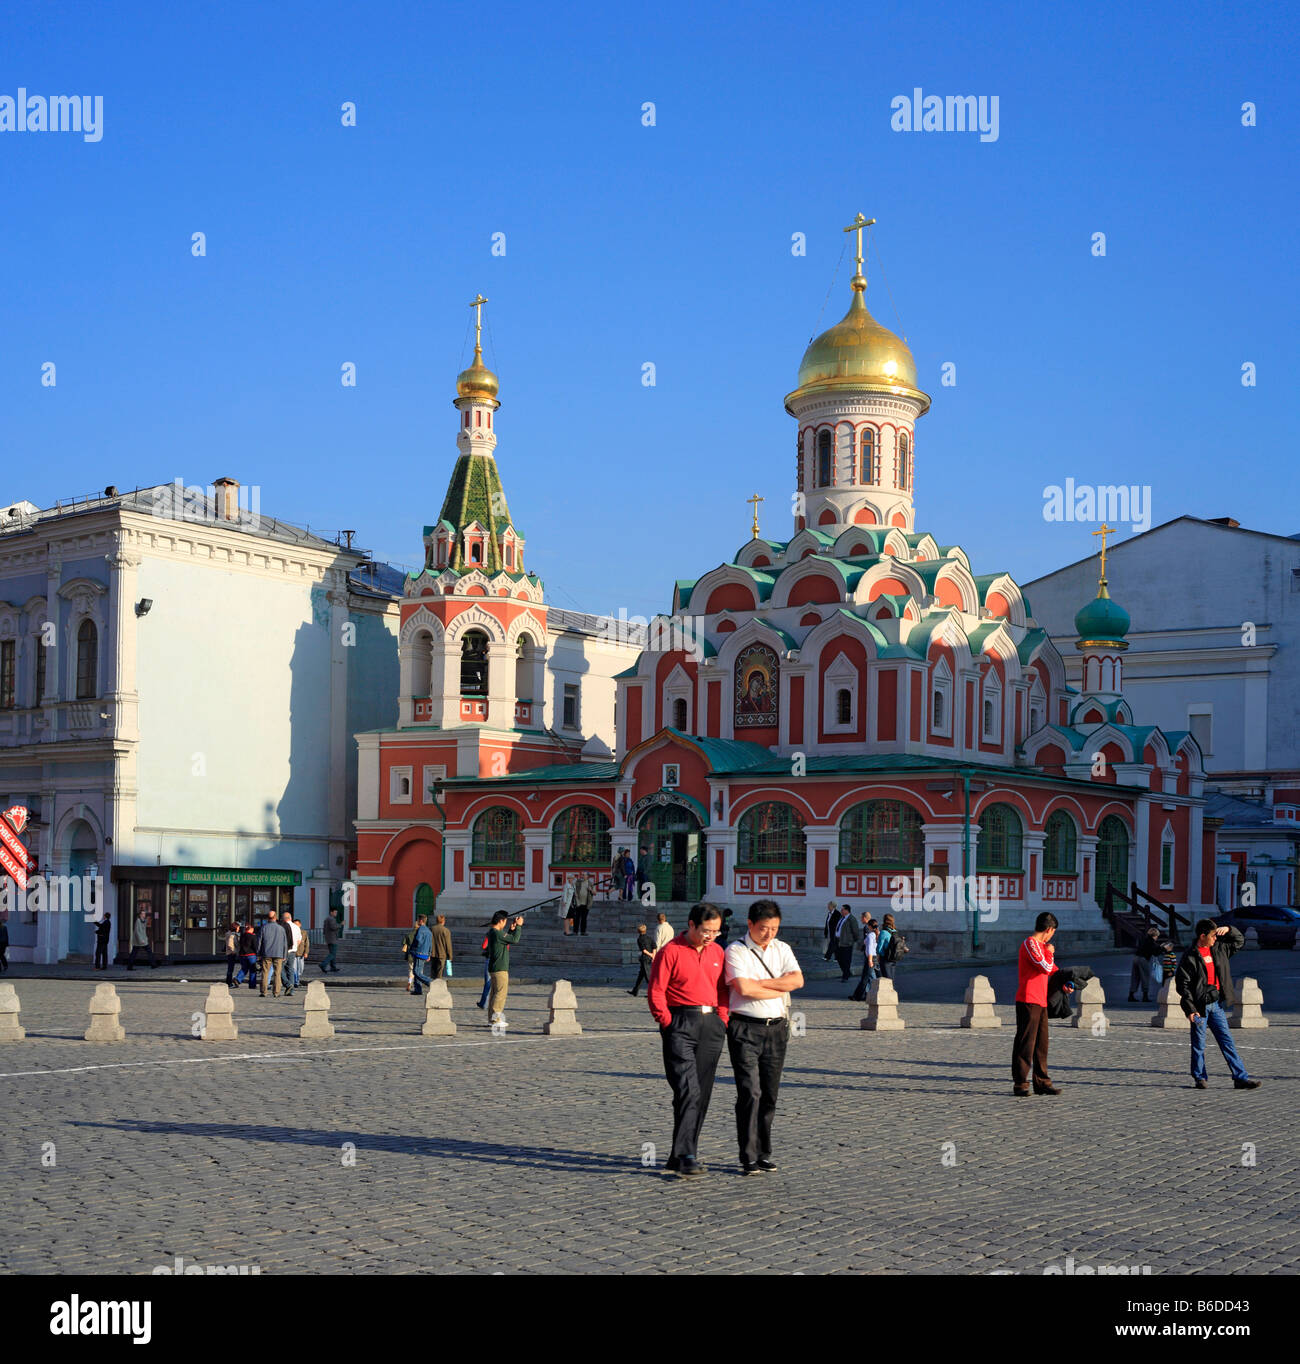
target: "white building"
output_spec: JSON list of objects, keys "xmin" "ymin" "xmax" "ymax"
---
[{"xmin": 0, "ymin": 480, "xmax": 400, "ymax": 963}]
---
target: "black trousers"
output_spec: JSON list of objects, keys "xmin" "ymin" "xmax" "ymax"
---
[
  {"xmin": 1012, "ymin": 1002, "xmax": 1051, "ymax": 1087},
  {"xmin": 95, "ymin": 939, "xmax": 112, "ymax": 970},
  {"xmin": 660, "ymin": 1008, "xmax": 726, "ymax": 1162},
  {"xmin": 225, "ymin": 952, "xmax": 238, "ymax": 984},
  {"xmin": 835, "ymin": 946, "xmax": 854, "ymax": 981},
  {"xmin": 571, "ymin": 904, "xmax": 590, "ymax": 935},
  {"xmin": 631, "ymin": 958, "xmax": 651, "ymax": 995},
  {"xmin": 127, "ymin": 943, "xmax": 156, "ymax": 969},
  {"xmin": 727, "ymin": 1014, "xmax": 789, "ymax": 1166}
]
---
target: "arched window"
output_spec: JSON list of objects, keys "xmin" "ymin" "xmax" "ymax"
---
[
  {"xmin": 515, "ymin": 633, "xmax": 536, "ymax": 701},
  {"xmin": 817, "ymin": 430, "xmax": 833, "ymax": 487},
  {"xmin": 410, "ymin": 630, "xmax": 433, "ymax": 697},
  {"xmin": 836, "ymin": 689, "xmax": 851, "ymax": 725},
  {"xmin": 460, "ymin": 630, "xmax": 489, "ymax": 696},
  {"xmin": 414, "ymin": 882, "xmax": 435, "ymax": 917},
  {"xmin": 673, "ymin": 697, "xmax": 688, "ymax": 730},
  {"xmin": 977, "ymin": 803, "xmax": 1023, "ymax": 872},
  {"xmin": 839, "ymin": 800, "xmax": 924, "ymax": 868},
  {"xmin": 933, "ymin": 689, "xmax": 945, "ymax": 729},
  {"xmin": 737, "ymin": 801, "xmax": 806, "ymax": 867},
  {"xmin": 76, "ymin": 619, "xmax": 98, "ymax": 699},
  {"xmin": 551, "ymin": 805, "xmax": 612, "ymax": 866},
  {"xmin": 983, "ymin": 697, "xmax": 995, "ymax": 737},
  {"xmin": 472, "ymin": 806, "xmax": 523, "ymax": 865},
  {"xmin": 860, "ymin": 427, "xmax": 878, "ymax": 482},
  {"xmin": 838, "ymin": 424, "xmax": 855, "ymax": 482},
  {"xmin": 898, "ymin": 431, "xmax": 912, "ymax": 491},
  {"xmin": 1043, "ymin": 811, "xmax": 1077, "ymax": 875},
  {"xmin": 470, "ymin": 542, "xmax": 482, "ymax": 563}
]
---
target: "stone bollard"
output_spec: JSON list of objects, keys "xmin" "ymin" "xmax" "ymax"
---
[
  {"xmin": 544, "ymin": 979, "xmax": 583, "ymax": 1035},
  {"xmin": 0, "ymin": 982, "xmax": 25, "ymax": 1040},
  {"xmin": 200, "ymin": 983, "xmax": 238, "ymax": 1041},
  {"xmin": 299, "ymin": 980, "xmax": 334, "ymax": 1039},
  {"xmin": 860, "ymin": 976, "xmax": 905, "ymax": 1031},
  {"xmin": 1230, "ymin": 977, "xmax": 1270, "ymax": 1030},
  {"xmin": 1070, "ymin": 977, "xmax": 1108, "ymax": 1031},
  {"xmin": 960, "ymin": 975, "xmax": 1002, "ymax": 1028},
  {"xmin": 1150, "ymin": 977, "xmax": 1184, "ymax": 1029},
  {"xmin": 421, "ymin": 979, "xmax": 457, "ymax": 1036},
  {"xmin": 85, "ymin": 983, "xmax": 125, "ymax": 1041}
]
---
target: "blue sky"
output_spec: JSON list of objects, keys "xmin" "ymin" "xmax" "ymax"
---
[{"xmin": 2, "ymin": 0, "xmax": 1296, "ymax": 618}]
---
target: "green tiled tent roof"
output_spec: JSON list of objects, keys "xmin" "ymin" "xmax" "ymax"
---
[{"xmin": 436, "ymin": 452, "xmax": 517, "ymax": 574}]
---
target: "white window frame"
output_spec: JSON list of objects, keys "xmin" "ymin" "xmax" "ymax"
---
[
  {"xmin": 1159, "ymin": 820, "xmax": 1175, "ymax": 890},
  {"xmin": 982, "ymin": 672, "xmax": 1002, "ymax": 743},
  {"xmin": 422, "ymin": 764, "xmax": 447, "ymax": 804},
  {"xmin": 931, "ymin": 658, "xmax": 953, "ymax": 737},
  {"xmin": 561, "ymin": 681, "xmax": 581, "ymax": 731},
  {"xmin": 823, "ymin": 652, "xmax": 859, "ymax": 735},
  {"xmin": 1187, "ymin": 704, "xmax": 1213, "ymax": 757},
  {"xmin": 390, "ymin": 765, "xmax": 413, "ymax": 805}
]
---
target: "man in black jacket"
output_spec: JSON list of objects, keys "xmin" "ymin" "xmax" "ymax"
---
[
  {"xmin": 1174, "ymin": 920, "xmax": 1260, "ymax": 1090},
  {"xmin": 629, "ymin": 923, "xmax": 655, "ymax": 996}
]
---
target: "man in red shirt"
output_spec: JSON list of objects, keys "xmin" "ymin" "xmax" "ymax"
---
[
  {"xmin": 1175, "ymin": 919, "xmax": 1259, "ymax": 1090},
  {"xmin": 647, "ymin": 902, "xmax": 730, "ymax": 1176},
  {"xmin": 1013, "ymin": 911, "xmax": 1061, "ymax": 1096}
]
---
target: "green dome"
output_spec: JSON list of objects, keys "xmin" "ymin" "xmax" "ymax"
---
[{"xmin": 1074, "ymin": 591, "xmax": 1130, "ymax": 641}]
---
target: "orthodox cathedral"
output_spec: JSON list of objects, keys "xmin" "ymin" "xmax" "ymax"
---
[{"xmin": 354, "ymin": 223, "xmax": 1217, "ymax": 947}]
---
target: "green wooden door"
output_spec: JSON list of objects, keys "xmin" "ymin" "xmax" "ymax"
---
[{"xmin": 637, "ymin": 806, "xmax": 704, "ymax": 903}]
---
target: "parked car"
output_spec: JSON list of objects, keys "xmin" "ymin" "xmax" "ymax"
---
[{"xmin": 1215, "ymin": 905, "xmax": 1300, "ymax": 948}]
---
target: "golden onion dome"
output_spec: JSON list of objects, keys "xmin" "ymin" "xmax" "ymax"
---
[
  {"xmin": 785, "ymin": 275, "xmax": 929, "ymax": 413},
  {"xmin": 456, "ymin": 344, "xmax": 499, "ymax": 401}
]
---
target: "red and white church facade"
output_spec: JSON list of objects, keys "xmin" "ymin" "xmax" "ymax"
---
[{"xmin": 354, "ymin": 241, "xmax": 1218, "ymax": 948}]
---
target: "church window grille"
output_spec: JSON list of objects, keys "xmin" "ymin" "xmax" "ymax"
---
[
  {"xmin": 899, "ymin": 431, "xmax": 912, "ymax": 491},
  {"xmin": 460, "ymin": 630, "xmax": 489, "ymax": 696},
  {"xmin": 839, "ymin": 800, "xmax": 923, "ymax": 869},
  {"xmin": 551, "ymin": 805, "xmax": 612, "ymax": 866},
  {"xmin": 817, "ymin": 431, "xmax": 833, "ymax": 487},
  {"xmin": 977, "ymin": 803, "xmax": 1023, "ymax": 873},
  {"xmin": 673, "ymin": 697, "xmax": 688, "ymax": 731},
  {"xmin": 861, "ymin": 427, "xmax": 879, "ymax": 482},
  {"xmin": 76, "ymin": 619, "xmax": 98, "ymax": 700},
  {"xmin": 1043, "ymin": 811, "xmax": 1077, "ymax": 875},
  {"xmin": 737, "ymin": 801, "xmax": 806, "ymax": 868},
  {"xmin": 836, "ymin": 688, "xmax": 851, "ymax": 725},
  {"xmin": 472, "ymin": 806, "xmax": 524, "ymax": 866},
  {"xmin": 34, "ymin": 633, "xmax": 47, "ymax": 704}
]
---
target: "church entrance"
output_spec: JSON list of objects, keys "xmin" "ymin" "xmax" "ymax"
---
[
  {"xmin": 1095, "ymin": 815, "xmax": 1130, "ymax": 910},
  {"xmin": 637, "ymin": 804, "xmax": 704, "ymax": 904}
]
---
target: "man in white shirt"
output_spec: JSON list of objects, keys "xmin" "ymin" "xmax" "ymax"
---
[
  {"xmin": 851, "ymin": 914, "xmax": 879, "ymax": 1002},
  {"xmin": 653, "ymin": 913, "xmax": 674, "ymax": 953},
  {"xmin": 723, "ymin": 899, "xmax": 804, "ymax": 1175}
]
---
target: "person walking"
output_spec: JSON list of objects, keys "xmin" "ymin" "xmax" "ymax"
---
[
  {"xmin": 629, "ymin": 923, "xmax": 655, "ymax": 996},
  {"xmin": 724, "ymin": 900, "xmax": 804, "ymax": 1175},
  {"xmin": 430, "ymin": 914, "xmax": 453, "ymax": 979},
  {"xmin": 401, "ymin": 931, "xmax": 415, "ymax": 992},
  {"xmin": 1012, "ymin": 911, "xmax": 1061, "ymax": 1096},
  {"xmin": 486, "ymin": 910, "xmax": 524, "ymax": 1027},
  {"xmin": 831, "ymin": 904, "xmax": 861, "ymax": 982},
  {"xmin": 281, "ymin": 910, "xmax": 301, "ymax": 996},
  {"xmin": 409, "ymin": 913, "xmax": 435, "ymax": 996},
  {"xmin": 646, "ymin": 902, "xmax": 730, "ymax": 1177},
  {"xmin": 320, "ymin": 911, "xmax": 341, "ymax": 973},
  {"xmin": 622, "ymin": 851, "xmax": 637, "ymax": 902},
  {"xmin": 1128, "ymin": 926, "xmax": 1161, "ymax": 1002},
  {"xmin": 850, "ymin": 915, "xmax": 878, "ymax": 1002},
  {"xmin": 256, "ymin": 913, "xmax": 288, "ymax": 998},
  {"xmin": 609, "ymin": 850, "xmax": 626, "ymax": 900},
  {"xmin": 237, "ymin": 923, "xmax": 259, "ymax": 989},
  {"xmin": 94, "ymin": 912, "xmax": 113, "ymax": 970},
  {"xmin": 653, "ymin": 912, "xmax": 673, "ymax": 953},
  {"xmin": 1176, "ymin": 919, "xmax": 1260, "ymax": 1090},
  {"xmin": 127, "ymin": 908, "xmax": 157, "ymax": 969},
  {"xmin": 476, "ymin": 925, "xmax": 492, "ymax": 1009},
  {"xmin": 294, "ymin": 917, "xmax": 309, "ymax": 979},
  {"xmin": 571, "ymin": 873, "xmax": 593, "ymax": 936},
  {"xmin": 224, "ymin": 921, "xmax": 241, "ymax": 986},
  {"xmin": 822, "ymin": 900, "xmax": 839, "ymax": 961},
  {"xmin": 877, "ymin": 913, "xmax": 904, "ymax": 981}
]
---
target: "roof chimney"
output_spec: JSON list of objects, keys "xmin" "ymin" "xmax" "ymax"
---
[
  {"xmin": 213, "ymin": 477, "xmax": 239, "ymax": 522},
  {"xmin": 1207, "ymin": 516, "xmax": 1240, "ymax": 528}
]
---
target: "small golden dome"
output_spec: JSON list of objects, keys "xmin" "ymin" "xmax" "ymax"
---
[
  {"xmin": 786, "ymin": 275, "xmax": 928, "ymax": 412},
  {"xmin": 456, "ymin": 345, "xmax": 499, "ymax": 401}
]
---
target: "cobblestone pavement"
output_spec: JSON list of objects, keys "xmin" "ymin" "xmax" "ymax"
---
[{"xmin": 2, "ymin": 947, "xmax": 1298, "ymax": 1275}]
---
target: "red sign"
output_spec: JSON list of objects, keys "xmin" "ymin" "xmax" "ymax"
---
[
  {"xmin": 2, "ymin": 805, "xmax": 28, "ymax": 836},
  {"xmin": 0, "ymin": 842, "xmax": 27, "ymax": 889},
  {"xmin": 0, "ymin": 806, "xmax": 30, "ymax": 891}
]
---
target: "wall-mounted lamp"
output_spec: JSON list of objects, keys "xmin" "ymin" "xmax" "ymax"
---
[
  {"xmin": 714, "ymin": 795, "xmax": 724, "ymax": 818},
  {"xmin": 619, "ymin": 794, "xmax": 628, "ymax": 821},
  {"xmin": 135, "ymin": 599, "xmax": 153, "ymax": 617}
]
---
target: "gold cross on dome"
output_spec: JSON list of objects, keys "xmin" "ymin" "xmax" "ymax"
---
[
  {"xmin": 842, "ymin": 213, "xmax": 876, "ymax": 275},
  {"xmin": 747, "ymin": 492, "xmax": 764, "ymax": 540},
  {"xmin": 1092, "ymin": 523, "xmax": 1116, "ymax": 584},
  {"xmin": 468, "ymin": 293, "xmax": 488, "ymax": 352}
]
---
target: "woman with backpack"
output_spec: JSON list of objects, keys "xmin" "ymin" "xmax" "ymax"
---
[{"xmin": 877, "ymin": 913, "xmax": 907, "ymax": 980}]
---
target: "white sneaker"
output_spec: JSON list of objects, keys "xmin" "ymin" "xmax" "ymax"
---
[{"xmin": 491, "ymin": 1013, "xmax": 507, "ymax": 1027}]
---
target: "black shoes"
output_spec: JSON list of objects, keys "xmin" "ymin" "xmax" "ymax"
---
[
  {"xmin": 1194, "ymin": 1079, "xmax": 1208, "ymax": 1089},
  {"xmin": 1034, "ymin": 1083, "xmax": 1062, "ymax": 1096},
  {"xmin": 664, "ymin": 1156, "xmax": 680, "ymax": 1174},
  {"xmin": 678, "ymin": 1157, "xmax": 706, "ymax": 1177},
  {"xmin": 1234, "ymin": 1079, "xmax": 1261, "ymax": 1090}
]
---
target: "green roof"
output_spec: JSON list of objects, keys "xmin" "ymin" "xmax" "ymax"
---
[{"xmin": 435, "ymin": 452, "xmax": 518, "ymax": 575}]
